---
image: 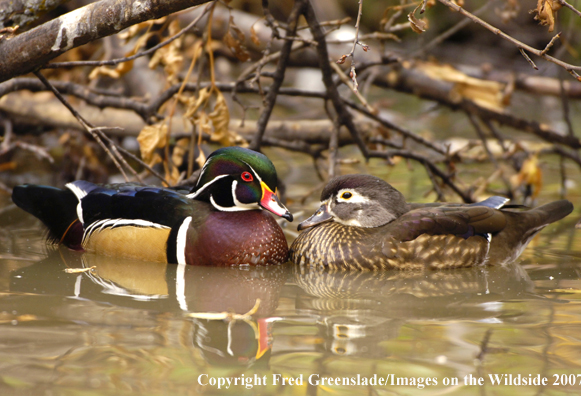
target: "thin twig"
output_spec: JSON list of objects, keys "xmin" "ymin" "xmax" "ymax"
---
[
  {"xmin": 541, "ymin": 32, "xmax": 561, "ymax": 56},
  {"xmin": 411, "ymin": 1, "xmax": 492, "ymax": 57},
  {"xmin": 437, "ymin": 0, "xmax": 581, "ymax": 77},
  {"xmin": 557, "ymin": 0, "xmax": 581, "ymax": 18},
  {"xmin": 368, "ymin": 149, "xmax": 473, "ymax": 202},
  {"xmin": 466, "ymin": 112, "xmax": 498, "ymax": 167},
  {"xmin": 33, "ymin": 71, "xmax": 127, "ymax": 181},
  {"xmin": 305, "ymin": 0, "xmax": 369, "ymax": 158},
  {"xmin": 519, "ymin": 48, "xmax": 538, "ymax": 70},
  {"xmin": 250, "ymin": 0, "xmax": 305, "ymax": 151},
  {"xmin": 33, "ymin": 71, "xmax": 168, "ymax": 184},
  {"xmin": 336, "ymin": 0, "xmax": 366, "ymax": 92}
]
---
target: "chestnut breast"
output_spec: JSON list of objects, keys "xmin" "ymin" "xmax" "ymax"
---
[{"xmin": 184, "ymin": 210, "xmax": 289, "ymax": 266}]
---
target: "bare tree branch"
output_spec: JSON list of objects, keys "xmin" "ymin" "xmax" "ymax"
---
[
  {"xmin": 436, "ymin": 0, "xmax": 581, "ymax": 79},
  {"xmin": 0, "ymin": 0, "xmax": 69, "ymax": 29},
  {"xmin": 250, "ymin": 0, "xmax": 305, "ymax": 151},
  {"xmin": 0, "ymin": 0, "xmax": 210, "ymax": 83}
]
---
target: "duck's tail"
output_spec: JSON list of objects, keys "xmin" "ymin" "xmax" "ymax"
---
[
  {"xmin": 489, "ymin": 199, "xmax": 573, "ymax": 265},
  {"xmin": 12, "ymin": 185, "xmax": 84, "ymax": 249},
  {"xmin": 531, "ymin": 200, "xmax": 574, "ymax": 226}
]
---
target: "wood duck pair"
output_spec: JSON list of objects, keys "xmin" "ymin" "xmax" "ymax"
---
[
  {"xmin": 290, "ymin": 174, "xmax": 574, "ymax": 270},
  {"xmin": 13, "ymin": 149, "xmax": 574, "ymax": 269},
  {"xmin": 12, "ymin": 147, "xmax": 293, "ymax": 266}
]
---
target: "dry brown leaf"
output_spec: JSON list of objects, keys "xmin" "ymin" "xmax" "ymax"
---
[
  {"xmin": 89, "ymin": 65, "xmax": 121, "ymax": 80},
  {"xmin": 533, "ymin": 0, "xmax": 562, "ymax": 32},
  {"xmin": 148, "ymin": 20, "xmax": 184, "ymax": 84},
  {"xmin": 208, "ymin": 90, "xmax": 233, "ymax": 145},
  {"xmin": 223, "ymin": 31, "xmax": 250, "ymax": 62},
  {"xmin": 89, "ymin": 31, "xmax": 156, "ymax": 80},
  {"xmin": 118, "ymin": 18, "xmax": 165, "ymax": 41},
  {"xmin": 137, "ymin": 123, "xmax": 168, "ymax": 165},
  {"xmin": 171, "ymin": 138, "xmax": 189, "ymax": 168},
  {"xmin": 510, "ymin": 153, "xmax": 543, "ymax": 198},
  {"xmin": 184, "ymin": 87, "xmax": 212, "ymax": 119},
  {"xmin": 250, "ymin": 24, "xmax": 261, "ymax": 46},
  {"xmin": 415, "ymin": 61, "xmax": 506, "ymax": 111},
  {"xmin": 408, "ymin": 3, "xmax": 428, "ymax": 34}
]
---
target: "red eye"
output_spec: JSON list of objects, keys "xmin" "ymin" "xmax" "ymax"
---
[{"xmin": 241, "ymin": 171, "xmax": 253, "ymax": 182}]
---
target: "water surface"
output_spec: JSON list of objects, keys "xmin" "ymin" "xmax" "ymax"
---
[{"xmin": 1, "ymin": 154, "xmax": 580, "ymax": 396}]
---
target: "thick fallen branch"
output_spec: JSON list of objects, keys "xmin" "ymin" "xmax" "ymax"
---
[
  {"xmin": 376, "ymin": 63, "xmax": 581, "ymax": 149},
  {"xmin": 0, "ymin": 0, "xmax": 209, "ymax": 83},
  {"xmin": 0, "ymin": 0, "xmax": 70, "ymax": 29},
  {"xmin": 0, "ymin": 92, "xmax": 373, "ymax": 145}
]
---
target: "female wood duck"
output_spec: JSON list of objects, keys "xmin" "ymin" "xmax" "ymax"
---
[
  {"xmin": 290, "ymin": 174, "xmax": 573, "ymax": 270},
  {"xmin": 12, "ymin": 147, "xmax": 293, "ymax": 266}
]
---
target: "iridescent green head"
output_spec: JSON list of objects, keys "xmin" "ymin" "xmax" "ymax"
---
[{"xmin": 188, "ymin": 147, "xmax": 292, "ymax": 221}]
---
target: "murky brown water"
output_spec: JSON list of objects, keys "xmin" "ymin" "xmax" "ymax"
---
[{"xmin": 1, "ymin": 149, "xmax": 581, "ymax": 396}]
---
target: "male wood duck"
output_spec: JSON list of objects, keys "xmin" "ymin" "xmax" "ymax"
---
[
  {"xmin": 12, "ymin": 147, "xmax": 293, "ymax": 266},
  {"xmin": 290, "ymin": 174, "xmax": 573, "ymax": 270}
]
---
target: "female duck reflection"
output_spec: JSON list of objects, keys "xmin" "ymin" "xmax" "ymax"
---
[
  {"xmin": 10, "ymin": 249, "xmax": 289, "ymax": 367},
  {"xmin": 294, "ymin": 263, "xmax": 535, "ymax": 357}
]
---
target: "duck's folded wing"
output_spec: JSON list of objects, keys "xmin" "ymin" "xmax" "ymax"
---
[
  {"xmin": 388, "ymin": 205, "xmax": 507, "ymax": 242},
  {"xmin": 67, "ymin": 181, "xmax": 196, "ymax": 228}
]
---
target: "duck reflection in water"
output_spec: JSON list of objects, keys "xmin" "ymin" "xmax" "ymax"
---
[
  {"xmin": 10, "ymin": 247, "xmax": 287, "ymax": 367},
  {"xmin": 294, "ymin": 263, "xmax": 536, "ymax": 357}
]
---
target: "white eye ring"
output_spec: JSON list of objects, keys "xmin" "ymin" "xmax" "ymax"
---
[{"xmin": 336, "ymin": 189, "xmax": 369, "ymax": 204}]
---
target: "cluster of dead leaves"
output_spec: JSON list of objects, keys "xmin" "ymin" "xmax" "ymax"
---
[
  {"xmin": 183, "ymin": 87, "xmax": 246, "ymax": 147},
  {"xmin": 149, "ymin": 19, "xmax": 184, "ymax": 85},
  {"xmin": 532, "ymin": 0, "xmax": 562, "ymax": 32},
  {"xmin": 89, "ymin": 18, "xmax": 183, "ymax": 84},
  {"xmin": 136, "ymin": 122, "xmax": 191, "ymax": 184},
  {"xmin": 136, "ymin": 86, "xmax": 246, "ymax": 185}
]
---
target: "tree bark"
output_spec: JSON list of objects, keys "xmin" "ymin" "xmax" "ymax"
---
[
  {"xmin": 0, "ymin": 0, "xmax": 70, "ymax": 29},
  {"xmin": 0, "ymin": 0, "xmax": 209, "ymax": 83}
]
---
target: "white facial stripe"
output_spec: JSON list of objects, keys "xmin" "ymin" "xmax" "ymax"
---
[
  {"xmin": 336, "ymin": 189, "xmax": 370, "ymax": 204},
  {"xmin": 187, "ymin": 174, "xmax": 229, "ymax": 199},
  {"xmin": 176, "ymin": 216, "xmax": 192, "ymax": 265},
  {"xmin": 210, "ymin": 194, "xmax": 259, "ymax": 212},
  {"xmin": 194, "ymin": 156, "xmax": 212, "ymax": 188},
  {"xmin": 231, "ymin": 180, "xmax": 260, "ymax": 210}
]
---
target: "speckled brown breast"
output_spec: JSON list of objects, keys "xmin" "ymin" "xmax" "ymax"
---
[
  {"xmin": 184, "ymin": 210, "xmax": 289, "ymax": 266},
  {"xmin": 290, "ymin": 222, "xmax": 489, "ymax": 270}
]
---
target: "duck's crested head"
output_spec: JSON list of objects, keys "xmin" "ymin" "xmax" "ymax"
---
[
  {"xmin": 298, "ymin": 174, "xmax": 407, "ymax": 230},
  {"xmin": 188, "ymin": 147, "xmax": 292, "ymax": 221}
]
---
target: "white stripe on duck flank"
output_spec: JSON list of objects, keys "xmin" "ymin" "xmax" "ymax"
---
[{"xmin": 83, "ymin": 218, "xmax": 170, "ymax": 244}]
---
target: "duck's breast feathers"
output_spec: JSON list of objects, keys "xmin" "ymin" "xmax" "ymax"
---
[
  {"xmin": 391, "ymin": 206, "xmax": 506, "ymax": 242},
  {"xmin": 68, "ymin": 181, "xmax": 199, "ymax": 228}
]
